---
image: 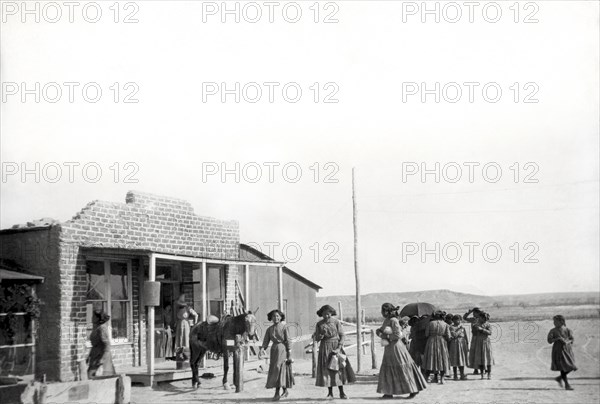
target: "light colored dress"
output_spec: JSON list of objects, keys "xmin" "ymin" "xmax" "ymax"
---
[
  {"xmin": 262, "ymin": 322, "xmax": 294, "ymax": 389},
  {"xmin": 175, "ymin": 305, "xmax": 198, "ymax": 349},
  {"xmin": 449, "ymin": 324, "xmax": 469, "ymax": 367},
  {"xmin": 471, "ymin": 322, "xmax": 495, "ymax": 367},
  {"xmin": 377, "ymin": 317, "xmax": 427, "ymax": 395},
  {"xmin": 423, "ymin": 319, "xmax": 451, "ymax": 372},
  {"xmin": 314, "ymin": 317, "xmax": 356, "ymax": 387},
  {"xmin": 548, "ymin": 326, "xmax": 577, "ymax": 372}
]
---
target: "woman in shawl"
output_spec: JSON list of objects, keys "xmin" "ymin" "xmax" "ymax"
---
[
  {"xmin": 376, "ymin": 303, "xmax": 427, "ymax": 399},
  {"xmin": 259, "ymin": 309, "xmax": 294, "ymax": 401},
  {"xmin": 87, "ymin": 309, "xmax": 115, "ymax": 378},
  {"xmin": 313, "ymin": 305, "xmax": 356, "ymax": 399},
  {"xmin": 423, "ymin": 310, "xmax": 451, "ymax": 384},
  {"xmin": 548, "ymin": 315, "xmax": 577, "ymax": 390}
]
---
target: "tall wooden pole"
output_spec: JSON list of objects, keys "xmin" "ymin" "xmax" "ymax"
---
[{"xmin": 352, "ymin": 167, "xmax": 362, "ymax": 373}]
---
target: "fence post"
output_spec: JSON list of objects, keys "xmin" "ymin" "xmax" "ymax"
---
[
  {"xmin": 338, "ymin": 301, "xmax": 343, "ymax": 322},
  {"xmin": 312, "ymin": 338, "xmax": 318, "ymax": 378},
  {"xmin": 370, "ymin": 329, "xmax": 377, "ymax": 369}
]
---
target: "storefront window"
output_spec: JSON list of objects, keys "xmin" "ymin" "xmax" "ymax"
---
[{"xmin": 86, "ymin": 259, "xmax": 132, "ymax": 343}]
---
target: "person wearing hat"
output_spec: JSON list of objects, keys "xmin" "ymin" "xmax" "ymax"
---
[
  {"xmin": 87, "ymin": 307, "xmax": 115, "ymax": 379},
  {"xmin": 313, "ymin": 304, "xmax": 355, "ymax": 399},
  {"xmin": 259, "ymin": 309, "xmax": 294, "ymax": 401},
  {"xmin": 175, "ymin": 294, "xmax": 199, "ymax": 350},
  {"xmin": 376, "ymin": 303, "xmax": 426, "ymax": 399}
]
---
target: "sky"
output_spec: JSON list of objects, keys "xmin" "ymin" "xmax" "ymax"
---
[{"xmin": 1, "ymin": 0, "xmax": 598, "ymax": 297}]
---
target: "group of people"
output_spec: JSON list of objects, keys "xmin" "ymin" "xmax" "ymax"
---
[
  {"xmin": 406, "ymin": 306, "xmax": 495, "ymax": 384},
  {"xmin": 85, "ymin": 300, "xmax": 579, "ymax": 399},
  {"xmin": 258, "ymin": 303, "xmax": 579, "ymax": 401}
]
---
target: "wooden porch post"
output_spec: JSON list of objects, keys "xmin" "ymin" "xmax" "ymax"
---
[
  {"xmin": 201, "ymin": 261, "xmax": 207, "ymax": 369},
  {"xmin": 147, "ymin": 253, "xmax": 156, "ymax": 377},
  {"xmin": 244, "ymin": 264, "xmax": 250, "ymax": 310},
  {"xmin": 277, "ymin": 265, "xmax": 283, "ymax": 312}
]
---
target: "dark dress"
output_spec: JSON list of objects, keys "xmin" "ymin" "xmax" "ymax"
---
[
  {"xmin": 87, "ymin": 322, "xmax": 115, "ymax": 378},
  {"xmin": 314, "ymin": 318, "xmax": 356, "ymax": 387},
  {"xmin": 547, "ymin": 326, "xmax": 578, "ymax": 372},
  {"xmin": 408, "ymin": 317, "xmax": 429, "ymax": 367},
  {"xmin": 377, "ymin": 318, "xmax": 427, "ymax": 395},
  {"xmin": 423, "ymin": 319, "xmax": 451, "ymax": 372},
  {"xmin": 463, "ymin": 313, "xmax": 479, "ymax": 369},
  {"xmin": 262, "ymin": 322, "xmax": 294, "ymax": 389}
]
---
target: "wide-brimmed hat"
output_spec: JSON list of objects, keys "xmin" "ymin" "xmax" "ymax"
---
[{"xmin": 317, "ymin": 305, "xmax": 336, "ymax": 317}]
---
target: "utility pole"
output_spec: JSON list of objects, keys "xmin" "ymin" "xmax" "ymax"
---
[{"xmin": 352, "ymin": 167, "xmax": 362, "ymax": 372}]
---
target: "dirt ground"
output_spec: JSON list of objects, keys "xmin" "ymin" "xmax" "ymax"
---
[{"xmin": 130, "ymin": 319, "xmax": 600, "ymax": 404}]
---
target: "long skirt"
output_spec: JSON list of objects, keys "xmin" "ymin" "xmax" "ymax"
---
[
  {"xmin": 449, "ymin": 337, "xmax": 469, "ymax": 367},
  {"xmin": 408, "ymin": 338, "xmax": 427, "ymax": 368},
  {"xmin": 468, "ymin": 334, "xmax": 479, "ymax": 368},
  {"xmin": 316, "ymin": 339, "xmax": 356, "ymax": 387},
  {"xmin": 87, "ymin": 348, "xmax": 115, "ymax": 378},
  {"xmin": 175, "ymin": 320, "xmax": 190, "ymax": 349},
  {"xmin": 471, "ymin": 336, "xmax": 494, "ymax": 367},
  {"xmin": 377, "ymin": 340, "xmax": 427, "ymax": 395},
  {"xmin": 423, "ymin": 336, "xmax": 450, "ymax": 372},
  {"xmin": 551, "ymin": 342, "xmax": 577, "ymax": 372},
  {"xmin": 266, "ymin": 342, "xmax": 294, "ymax": 389}
]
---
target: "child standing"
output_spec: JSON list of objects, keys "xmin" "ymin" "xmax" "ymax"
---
[
  {"xmin": 547, "ymin": 315, "xmax": 577, "ymax": 390},
  {"xmin": 260, "ymin": 309, "xmax": 294, "ymax": 401},
  {"xmin": 449, "ymin": 315, "xmax": 469, "ymax": 380}
]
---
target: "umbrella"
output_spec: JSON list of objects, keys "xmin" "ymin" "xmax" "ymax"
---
[{"xmin": 399, "ymin": 302, "xmax": 437, "ymax": 318}]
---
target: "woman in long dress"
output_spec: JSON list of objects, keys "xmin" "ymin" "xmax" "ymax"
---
[
  {"xmin": 423, "ymin": 310, "xmax": 451, "ymax": 384},
  {"xmin": 314, "ymin": 304, "xmax": 356, "ymax": 399},
  {"xmin": 449, "ymin": 314, "xmax": 469, "ymax": 380},
  {"xmin": 463, "ymin": 307, "xmax": 482, "ymax": 374},
  {"xmin": 548, "ymin": 315, "xmax": 577, "ymax": 390},
  {"xmin": 376, "ymin": 303, "xmax": 427, "ymax": 399},
  {"xmin": 471, "ymin": 311, "xmax": 495, "ymax": 379},
  {"xmin": 87, "ymin": 310, "xmax": 115, "ymax": 379},
  {"xmin": 259, "ymin": 309, "xmax": 294, "ymax": 401},
  {"xmin": 175, "ymin": 294, "xmax": 198, "ymax": 350},
  {"xmin": 408, "ymin": 315, "xmax": 428, "ymax": 373}
]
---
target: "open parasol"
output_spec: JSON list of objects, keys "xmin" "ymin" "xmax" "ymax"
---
[{"xmin": 399, "ymin": 302, "xmax": 437, "ymax": 318}]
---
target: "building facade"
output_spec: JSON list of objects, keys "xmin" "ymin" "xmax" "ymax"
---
[{"xmin": 0, "ymin": 191, "xmax": 320, "ymax": 382}]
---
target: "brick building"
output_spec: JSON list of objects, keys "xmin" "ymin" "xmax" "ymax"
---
[{"xmin": 0, "ymin": 191, "xmax": 321, "ymax": 382}]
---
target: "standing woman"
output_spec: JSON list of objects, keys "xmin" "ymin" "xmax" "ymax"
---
[
  {"xmin": 471, "ymin": 311, "xmax": 495, "ymax": 379},
  {"xmin": 175, "ymin": 294, "xmax": 199, "ymax": 350},
  {"xmin": 87, "ymin": 309, "xmax": 115, "ymax": 379},
  {"xmin": 449, "ymin": 315, "xmax": 469, "ymax": 380},
  {"xmin": 376, "ymin": 303, "xmax": 427, "ymax": 399},
  {"xmin": 408, "ymin": 315, "xmax": 429, "ymax": 373},
  {"xmin": 463, "ymin": 307, "xmax": 482, "ymax": 375},
  {"xmin": 423, "ymin": 311, "xmax": 451, "ymax": 384},
  {"xmin": 547, "ymin": 315, "xmax": 577, "ymax": 390},
  {"xmin": 314, "ymin": 305, "xmax": 356, "ymax": 399},
  {"xmin": 260, "ymin": 309, "xmax": 294, "ymax": 401}
]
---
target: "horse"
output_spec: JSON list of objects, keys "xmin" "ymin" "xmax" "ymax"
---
[{"xmin": 189, "ymin": 311, "xmax": 258, "ymax": 391}]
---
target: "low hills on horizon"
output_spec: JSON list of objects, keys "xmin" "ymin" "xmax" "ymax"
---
[{"xmin": 317, "ymin": 289, "xmax": 600, "ymax": 321}]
